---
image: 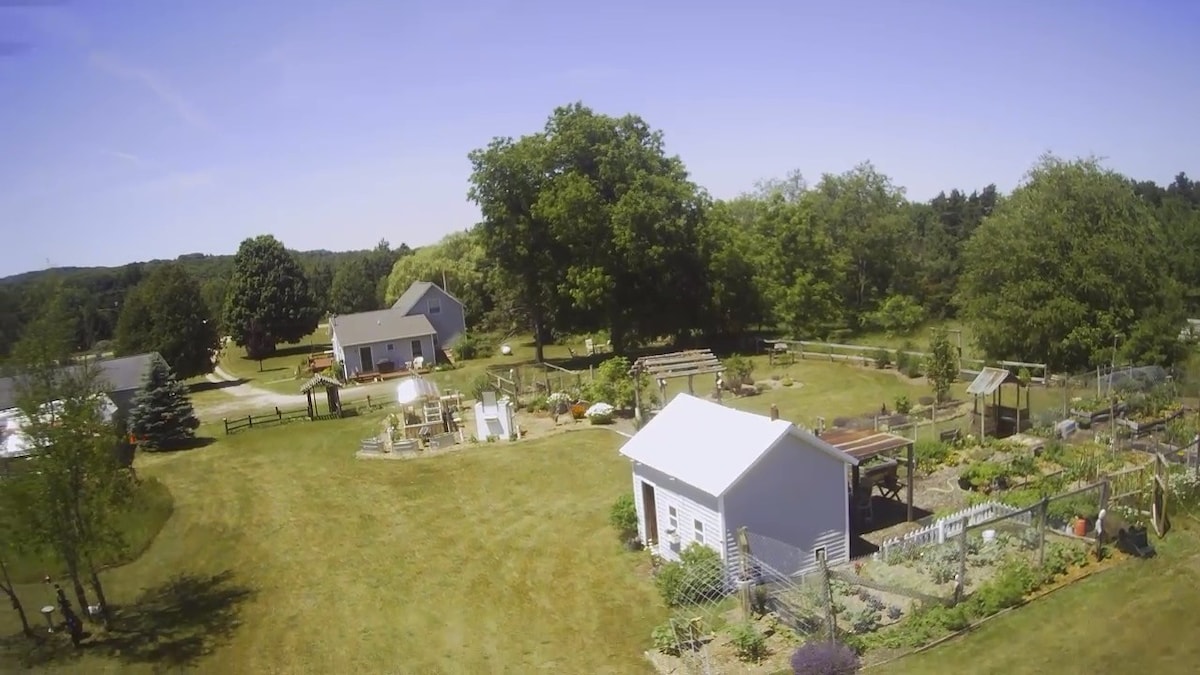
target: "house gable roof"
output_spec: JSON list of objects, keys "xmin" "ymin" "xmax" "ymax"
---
[
  {"xmin": 330, "ymin": 310, "xmax": 436, "ymax": 348},
  {"xmin": 392, "ymin": 281, "xmax": 463, "ymax": 315},
  {"xmin": 0, "ymin": 352, "xmax": 160, "ymax": 412},
  {"xmin": 619, "ymin": 394, "xmax": 857, "ymax": 498}
]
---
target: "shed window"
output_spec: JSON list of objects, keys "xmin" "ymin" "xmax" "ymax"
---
[
  {"xmin": 694, "ymin": 519, "xmax": 704, "ymax": 544},
  {"xmin": 428, "ymin": 298, "xmax": 442, "ymax": 315},
  {"xmin": 815, "ymin": 547, "xmax": 827, "ymax": 562},
  {"xmin": 668, "ymin": 506, "xmax": 677, "ymax": 531},
  {"xmin": 386, "ymin": 343, "xmax": 394, "ymax": 351}
]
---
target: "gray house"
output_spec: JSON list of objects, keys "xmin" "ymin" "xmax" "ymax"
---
[
  {"xmin": 0, "ymin": 352, "xmax": 161, "ymax": 414},
  {"xmin": 330, "ymin": 310, "xmax": 438, "ymax": 379},
  {"xmin": 391, "ymin": 281, "xmax": 468, "ymax": 348}
]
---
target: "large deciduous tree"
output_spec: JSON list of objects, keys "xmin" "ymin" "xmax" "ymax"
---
[
  {"xmin": 956, "ymin": 156, "xmax": 1183, "ymax": 371},
  {"xmin": 114, "ymin": 263, "xmax": 219, "ymax": 379},
  {"xmin": 468, "ymin": 132, "xmax": 560, "ymax": 361},
  {"xmin": 222, "ymin": 235, "xmax": 318, "ymax": 359}
]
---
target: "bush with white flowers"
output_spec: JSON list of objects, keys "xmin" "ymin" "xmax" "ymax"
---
[{"xmin": 587, "ymin": 402, "xmax": 616, "ymax": 425}]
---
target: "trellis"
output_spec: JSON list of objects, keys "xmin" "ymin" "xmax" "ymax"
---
[{"xmin": 631, "ymin": 349, "xmax": 724, "ymax": 424}]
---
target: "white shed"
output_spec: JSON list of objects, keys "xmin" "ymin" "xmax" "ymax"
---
[{"xmin": 619, "ymin": 394, "xmax": 858, "ymax": 579}]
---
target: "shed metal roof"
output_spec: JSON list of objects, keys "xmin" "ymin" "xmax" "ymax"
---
[
  {"xmin": 0, "ymin": 352, "xmax": 160, "ymax": 411},
  {"xmin": 330, "ymin": 310, "xmax": 436, "ymax": 348},
  {"xmin": 619, "ymin": 394, "xmax": 857, "ymax": 498},
  {"xmin": 818, "ymin": 428, "xmax": 913, "ymax": 461}
]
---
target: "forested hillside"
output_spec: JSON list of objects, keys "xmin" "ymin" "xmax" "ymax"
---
[{"xmin": 5, "ymin": 102, "xmax": 1200, "ymax": 375}]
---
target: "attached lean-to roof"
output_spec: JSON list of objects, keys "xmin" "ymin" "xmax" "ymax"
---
[
  {"xmin": 0, "ymin": 352, "xmax": 160, "ymax": 411},
  {"xmin": 619, "ymin": 394, "xmax": 857, "ymax": 498},
  {"xmin": 330, "ymin": 310, "xmax": 436, "ymax": 348},
  {"xmin": 392, "ymin": 281, "xmax": 464, "ymax": 315}
]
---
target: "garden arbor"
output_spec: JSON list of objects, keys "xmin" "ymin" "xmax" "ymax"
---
[
  {"xmin": 820, "ymin": 428, "xmax": 916, "ymax": 531},
  {"xmin": 631, "ymin": 349, "xmax": 724, "ymax": 424},
  {"xmin": 301, "ymin": 374, "xmax": 343, "ymax": 419},
  {"xmin": 967, "ymin": 367, "xmax": 1031, "ymax": 439}
]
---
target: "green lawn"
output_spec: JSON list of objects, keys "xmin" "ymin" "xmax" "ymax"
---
[
  {"xmin": 0, "ymin": 418, "xmax": 661, "ymax": 673},
  {"xmin": 216, "ymin": 328, "xmax": 333, "ymax": 394},
  {"xmin": 877, "ymin": 516, "xmax": 1200, "ymax": 674}
]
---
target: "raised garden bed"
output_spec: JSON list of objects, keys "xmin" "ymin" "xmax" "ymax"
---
[
  {"xmin": 1116, "ymin": 408, "xmax": 1184, "ymax": 437},
  {"xmin": 1070, "ymin": 401, "xmax": 1127, "ymax": 428}
]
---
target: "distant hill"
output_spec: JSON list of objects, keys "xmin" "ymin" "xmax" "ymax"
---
[{"xmin": 0, "ymin": 249, "xmax": 362, "ymax": 286}]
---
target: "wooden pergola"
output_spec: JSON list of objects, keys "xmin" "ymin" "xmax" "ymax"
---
[
  {"xmin": 631, "ymin": 349, "xmax": 724, "ymax": 423},
  {"xmin": 301, "ymin": 374, "xmax": 343, "ymax": 419},
  {"xmin": 820, "ymin": 428, "xmax": 916, "ymax": 531}
]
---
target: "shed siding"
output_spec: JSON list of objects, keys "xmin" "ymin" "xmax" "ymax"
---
[
  {"xmin": 723, "ymin": 435, "xmax": 850, "ymax": 578},
  {"xmin": 631, "ymin": 463, "xmax": 723, "ymax": 563},
  {"xmin": 403, "ymin": 286, "xmax": 468, "ymax": 348},
  {"xmin": 338, "ymin": 335, "xmax": 437, "ymax": 377}
]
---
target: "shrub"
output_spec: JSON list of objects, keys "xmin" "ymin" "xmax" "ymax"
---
[
  {"xmin": 850, "ymin": 607, "xmax": 880, "ymax": 634},
  {"xmin": 527, "ymin": 394, "xmax": 549, "ymax": 412},
  {"xmin": 609, "ymin": 493, "xmax": 638, "ymax": 540},
  {"xmin": 873, "ymin": 348, "xmax": 892, "ymax": 369},
  {"xmin": 586, "ymin": 356, "xmax": 643, "ymax": 409},
  {"xmin": 886, "ymin": 605, "xmax": 903, "ymax": 621},
  {"xmin": 893, "ymin": 395, "xmax": 912, "ymax": 415},
  {"xmin": 914, "ymin": 441, "xmax": 950, "ymax": 474},
  {"xmin": 587, "ymin": 402, "xmax": 616, "ymax": 425},
  {"xmin": 652, "ymin": 618, "xmax": 694, "ymax": 656},
  {"xmin": 454, "ymin": 332, "xmax": 485, "ymax": 360},
  {"xmin": 781, "ymin": 377, "xmax": 795, "ymax": 387},
  {"xmin": 959, "ymin": 462, "xmax": 1012, "ymax": 492},
  {"xmin": 655, "ymin": 543, "xmax": 725, "ymax": 606},
  {"xmin": 728, "ymin": 622, "xmax": 768, "ymax": 662},
  {"xmin": 790, "ymin": 641, "xmax": 861, "ymax": 674},
  {"xmin": 723, "ymin": 354, "xmax": 754, "ymax": 387}
]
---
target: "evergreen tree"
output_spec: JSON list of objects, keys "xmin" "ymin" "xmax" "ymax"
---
[{"xmin": 128, "ymin": 356, "xmax": 200, "ymax": 450}]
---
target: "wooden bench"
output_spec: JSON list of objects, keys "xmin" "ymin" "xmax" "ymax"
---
[
  {"xmin": 939, "ymin": 428, "xmax": 962, "ymax": 444},
  {"xmin": 428, "ymin": 432, "xmax": 457, "ymax": 450}
]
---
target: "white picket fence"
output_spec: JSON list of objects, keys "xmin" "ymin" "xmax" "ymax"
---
[{"xmin": 874, "ymin": 502, "xmax": 1030, "ymax": 560}]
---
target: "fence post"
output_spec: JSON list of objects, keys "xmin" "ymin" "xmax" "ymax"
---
[
  {"xmin": 736, "ymin": 527, "xmax": 753, "ymax": 621},
  {"xmin": 367, "ymin": 395, "xmax": 372, "ymax": 409},
  {"xmin": 223, "ymin": 418, "xmax": 229, "ymax": 435},
  {"xmin": 1038, "ymin": 496, "xmax": 1049, "ymax": 568},
  {"xmin": 954, "ymin": 527, "xmax": 968, "ymax": 605},
  {"xmin": 817, "ymin": 549, "xmax": 836, "ymax": 640},
  {"xmin": 1096, "ymin": 480, "xmax": 1110, "ymax": 559},
  {"xmin": 247, "ymin": 414, "xmax": 253, "ymax": 429},
  {"xmin": 275, "ymin": 406, "xmax": 282, "ymax": 421}
]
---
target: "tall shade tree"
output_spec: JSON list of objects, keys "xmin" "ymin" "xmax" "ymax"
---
[
  {"xmin": 222, "ymin": 235, "xmax": 319, "ymax": 359},
  {"xmin": 533, "ymin": 103, "xmax": 709, "ymax": 351},
  {"xmin": 468, "ymin": 132, "xmax": 560, "ymax": 361},
  {"xmin": 114, "ymin": 263, "xmax": 220, "ymax": 379},
  {"xmin": 329, "ymin": 257, "xmax": 380, "ymax": 315},
  {"xmin": 956, "ymin": 156, "xmax": 1183, "ymax": 371},
  {"xmin": 384, "ymin": 231, "xmax": 491, "ymax": 326}
]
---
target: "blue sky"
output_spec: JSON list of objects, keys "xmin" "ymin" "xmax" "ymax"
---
[{"xmin": 1, "ymin": 1, "xmax": 1198, "ymax": 277}]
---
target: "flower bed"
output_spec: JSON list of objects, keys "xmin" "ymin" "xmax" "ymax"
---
[{"xmin": 1116, "ymin": 407, "xmax": 1184, "ymax": 436}]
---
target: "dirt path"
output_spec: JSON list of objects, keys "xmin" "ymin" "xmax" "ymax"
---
[{"xmin": 197, "ymin": 365, "xmax": 399, "ymax": 418}]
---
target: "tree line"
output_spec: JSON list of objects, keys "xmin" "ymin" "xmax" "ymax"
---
[
  {"xmin": 458, "ymin": 103, "xmax": 1200, "ymax": 372},
  {"xmin": 0, "ymin": 239, "xmax": 411, "ymax": 376}
]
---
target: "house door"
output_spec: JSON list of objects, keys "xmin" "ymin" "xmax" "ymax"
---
[
  {"xmin": 358, "ymin": 346, "xmax": 373, "ymax": 372},
  {"xmin": 411, "ymin": 339, "xmax": 424, "ymax": 359},
  {"xmin": 641, "ymin": 482, "xmax": 659, "ymax": 543}
]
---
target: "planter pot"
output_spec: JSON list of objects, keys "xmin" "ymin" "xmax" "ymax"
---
[{"xmin": 1073, "ymin": 517, "xmax": 1089, "ymax": 537}]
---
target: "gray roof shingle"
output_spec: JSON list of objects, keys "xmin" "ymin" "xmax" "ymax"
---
[
  {"xmin": 391, "ymin": 281, "xmax": 436, "ymax": 315},
  {"xmin": 0, "ymin": 352, "xmax": 161, "ymax": 411},
  {"xmin": 331, "ymin": 310, "xmax": 436, "ymax": 348}
]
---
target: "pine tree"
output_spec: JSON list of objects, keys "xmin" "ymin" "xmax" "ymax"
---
[{"xmin": 128, "ymin": 356, "xmax": 200, "ymax": 450}]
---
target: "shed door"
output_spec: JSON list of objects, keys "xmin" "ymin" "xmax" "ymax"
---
[
  {"xmin": 641, "ymin": 482, "xmax": 659, "ymax": 543},
  {"xmin": 358, "ymin": 346, "xmax": 373, "ymax": 371}
]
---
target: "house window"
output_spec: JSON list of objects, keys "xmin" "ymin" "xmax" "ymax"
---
[
  {"xmin": 411, "ymin": 339, "xmax": 424, "ymax": 359},
  {"xmin": 694, "ymin": 519, "xmax": 704, "ymax": 544},
  {"xmin": 427, "ymin": 298, "xmax": 442, "ymax": 315},
  {"xmin": 386, "ymin": 343, "xmax": 394, "ymax": 352},
  {"xmin": 815, "ymin": 547, "xmax": 827, "ymax": 562},
  {"xmin": 668, "ymin": 506, "xmax": 677, "ymax": 531}
]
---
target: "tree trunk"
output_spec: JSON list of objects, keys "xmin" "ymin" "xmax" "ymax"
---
[
  {"xmin": 532, "ymin": 308, "xmax": 546, "ymax": 364},
  {"xmin": 609, "ymin": 324, "xmax": 627, "ymax": 356},
  {"xmin": 0, "ymin": 558, "xmax": 33, "ymax": 638},
  {"xmin": 88, "ymin": 568, "xmax": 111, "ymax": 627},
  {"xmin": 64, "ymin": 560, "xmax": 90, "ymax": 621}
]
